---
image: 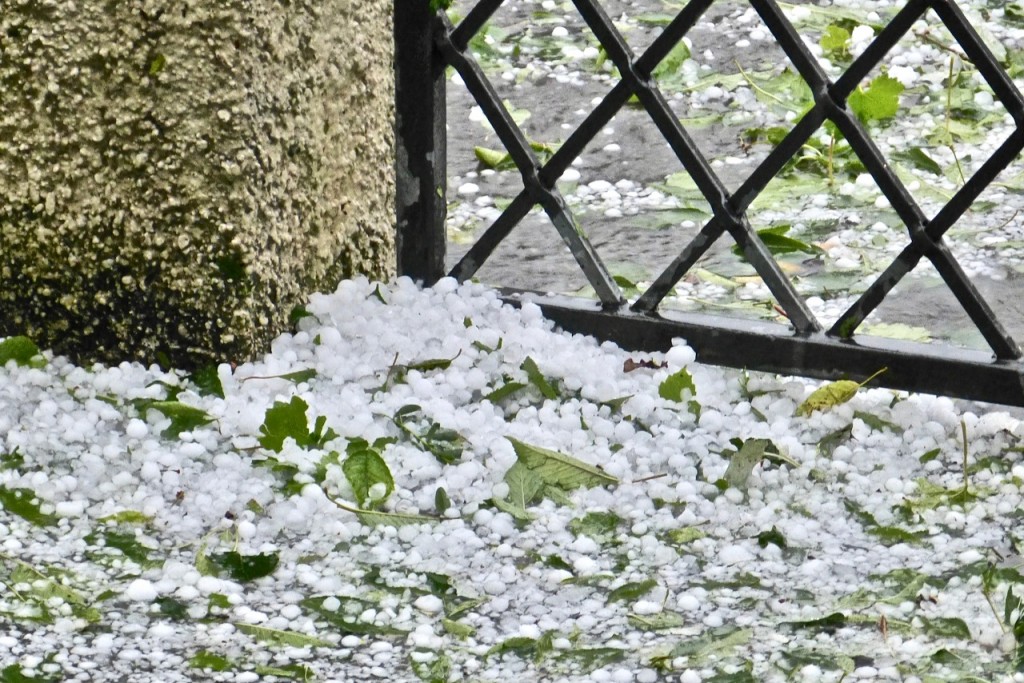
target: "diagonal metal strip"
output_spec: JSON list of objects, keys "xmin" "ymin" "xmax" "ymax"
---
[
  {"xmin": 450, "ymin": 0, "xmax": 505, "ymax": 51},
  {"xmin": 449, "ymin": 190, "xmax": 535, "ymax": 282},
  {"xmin": 437, "ymin": 15, "xmax": 623, "ymax": 305},
  {"xmin": 574, "ymin": 0, "xmax": 819, "ymax": 333}
]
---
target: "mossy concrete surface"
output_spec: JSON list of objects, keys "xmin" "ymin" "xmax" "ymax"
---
[{"xmin": 0, "ymin": 0, "xmax": 394, "ymax": 368}]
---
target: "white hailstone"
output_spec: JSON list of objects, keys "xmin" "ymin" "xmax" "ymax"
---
[
  {"xmin": 413, "ymin": 595, "xmax": 444, "ymax": 615},
  {"xmin": 665, "ymin": 342, "xmax": 696, "ymax": 368},
  {"xmin": 631, "ymin": 600, "xmax": 663, "ymax": 615},
  {"xmin": 367, "ymin": 482, "xmax": 388, "ymax": 501},
  {"xmin": 125, "ymin": 418, "xmax": 148, "ymax": 439},
  {"xmin": 125, "ymin": 579, "xmax": 158, "ymax": 602}
]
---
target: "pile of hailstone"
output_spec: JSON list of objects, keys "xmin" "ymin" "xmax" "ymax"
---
[{"xmin": 1, "ymin": 277, "xmax": 1023, "ymax": 682}]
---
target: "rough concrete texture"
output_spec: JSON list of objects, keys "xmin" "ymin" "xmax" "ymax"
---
[{"xmin": 0, "ymin": 0, "xmax": 395, "ymax": 368}]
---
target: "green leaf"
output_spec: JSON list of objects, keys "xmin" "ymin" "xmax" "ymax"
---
[
  {"xmin": 817, "ymin": 424, "xmax": 853, "ymax": 457},
  {"xmin": 258, "ymin": 396, "xmax": 337, "ymax": 452},
  {"xmin": 84, "ymin": 530, "xmax": 161, "ymax": 567},
  {"xmin": 330, "ymin": 499, "xmax": 435, "ymax": 527},
  {"xmin": 442, "ymin": 618, "xmax": 475, "ymax": 638},
  {"xmin": 342, "ymin": 440, "xmax": 395, "ymax": 509},
  {"xmin": 503, "ymin": 461, "xmax": 544, "ymax": 510},
  {"xmin": 628, "ymin": 610, "xmax": 686, "ymax": 630},
  {"xmin": 255, "ymin": 663, "xmax": 317, "ymax": 680},
  {"xmin": 407, "ymin": 355, "xmax": 458, "ymax": 373},
  {"xmin": 757, "ymin": 526, "xmax": 787, "ymax": 548},
  {"xmin": 795, "ymin": 368, "xmax": 886, "ymax": 417},
  {"xmin": 0, "ymin": 336, "xmax": 41, "ymax": 367},
  {"xmin": 234, "ymin": 623, "xmax": 332, "ymax": 648},
  {"xmin": 860, "ymin": 322, "xmax": 932, "ymax": 342},
  {"xmin": 434, "ymin": 487, "xmax": 450, "ymax": 515},
  {"xmin": 662, "ymin": 526, "xmax": 706, "ymax": 547},
  {"xmin": 392, "ymin": 405, "xmax": 466, "ymax": 465},
  {"xmin": 241, "ymin": 368, "xmax": 317, "ymax": 384},
  {"xmin": 289, "ymin": 305, "xmax": 312, "ymax": 325},
  {"xmin": 920, "ymin": 616, "xmax": 971, "ymax": 639},
  {"xmin": 208, "ymin": 593, "xmax": 232, "ymax": 610},
  {"xmin": 189, "ymin": 365, "xmax": 225, "ymax": 398},
  {"xmin": 853, "ymin": 410, "xmax": 900, "ymax": 432},
  {"xmin": 410, "ymin": 650, "xmax": 452, "ymax": 683},
  {"xmin": 207, "ymin": 551, "xmax": 279, "ymax": 582},
  {"xmin": 189, "ymin": 650, "xmax": 233, "ymax": 672},
  {"xmin": 705, "ymin": 668, "xmax": 755, "ymax": 683},
  {"xmin": 474, "ymin": 146, "xmax": 514, "ymax": 170},
  {"xmin": 0, "ymin": 487, "xmax": 58, "ymax": 527},
  {"xmin": 568, "ymin": 511, "xmax": 623, "ymax": 543},
  {"xmin": 521, "ymin": 356, "xmax": 558, "ymax": 399},
  {"xmin": 155, "ymin": 596, "xmax": 190, "ymax": 620},
  {"xmin": 843, "ymin": 499, "xmax": 926, "ymax": 545},
  {"xmin": 894, "ymin": 147, "xmax": 943, "ymax": 175},
  {"xmin": 778, "ymin": 648, "xmax": 855, "ymax": 674},
  {"xmin": 666, "ymin": 625, "xmax": 751, "ymax": 663},
  {"xmin": 658, "ymin": 368, "xmax": 696, "ymax": 403},
  {"xmin": 491, "ymin": 493, "xmax": 534, "ymax": 522},
  {"xmin": 783, "ymin": 612, "xmax": 848, "ymax": 630},
  {"xmin": 607, "ymin": 578, "xmax": 658, "ymax": 603},
  {"xmin": 819, "ymin": 24, "xmax": 851, "ymax": 58},
  {"xmin": 97, "ymin": 510, "xmax": 152, "ymax": 525},
  {"xmin": 507, "ymin": 437, "xmax": 619, "ymax": 489},
  {"xmin": 1006, "ymin": 586, "xmax": 1022, "ymax": 627},
  {"xmin": 652, "ymin": 40, "xmax": 691, "ymax": 79},
  {"xmin": 0, "ymin": 448, "xmax": 25, "ymax": 472},
  {"xmin": 731, "ymin": 225, "xmax": 821, "ymax": 259},
  {"xmin": 135, "ymin": 400, "xmax": 215, "ymax": 438},
  {"xmin": 484, "ymin": 381, "xmax": 527, "ymax": 403},
  {"xmin": 553, "ymin": 647, "xmax": 626, "ymax": 673},
  {"xmin": 848, "ymin": 74, "xmax": 904, "ymax": 122},
  {"xmin": 301, "ymin": 595, "xmax": 408, "ymax": 636},
  {"xmin": 486, "ymin": 636, "xmax": 538, "ymax": 659},
  {"xmin": 723, "ymin": 438, "xmax": 777, "ymax": 489}
]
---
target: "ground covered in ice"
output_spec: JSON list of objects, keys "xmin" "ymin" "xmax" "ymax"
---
[{"xmin": 1, "ymin": 278, "xmax": 1024, "ymax": 682}]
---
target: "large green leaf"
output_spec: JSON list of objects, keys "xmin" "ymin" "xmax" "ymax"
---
[
  {"xmin": 134, "ymin": 400, "xmax": 214, "ymax": 438},
  {"xmin": 342, "ymin": 440, "xmax": 395, "ymax": 509},
  {"xmin": 723, "ymin": 439, "xmax": 777, "ymax": 489},
  {"xmin": 207, "ymin": 551, "xmax": 280, "ymax": 582},
  {"xmin": 0, "ymin": 487, "xmax": 58, "ymax": 527},
  {"xmin": 234, "ymin": 623, "xmax": 331, "ymax": 648},
  {"xmin": 506, "ymin": 437, "xmax": 618, "ymax": 489},
  {"xmin": 258, "ymin": 396, "xmax": 337, "ymax": 452}
]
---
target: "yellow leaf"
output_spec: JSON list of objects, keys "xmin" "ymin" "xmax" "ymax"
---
[{"xmin": 795, "ymin": 368, "xmax": 887, "ymax": 417}]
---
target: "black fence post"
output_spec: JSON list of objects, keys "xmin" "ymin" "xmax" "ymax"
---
[{"xmin": 394, "ymin": 1, "xmax": 447, "ymax": 285}]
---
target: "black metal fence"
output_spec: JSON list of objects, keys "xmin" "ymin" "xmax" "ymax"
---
[{"xmin": 394, "ymin": 0, "xmax": 1024, "ymax": 406}]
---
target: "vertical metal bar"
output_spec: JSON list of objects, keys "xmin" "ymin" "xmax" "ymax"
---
[{"xmin": 394, "ymin": 1, "xmax": 447, "ymax": 285}]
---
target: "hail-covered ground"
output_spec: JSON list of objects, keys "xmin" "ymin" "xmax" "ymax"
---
[{"xmin": 1, "ymin": 277, "xmax": 1024, "ymax": 682}]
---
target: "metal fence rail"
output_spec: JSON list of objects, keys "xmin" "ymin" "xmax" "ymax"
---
[{"xmin": 394, "ymin": 0, "xmax": 1024, "ymax": 406}]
